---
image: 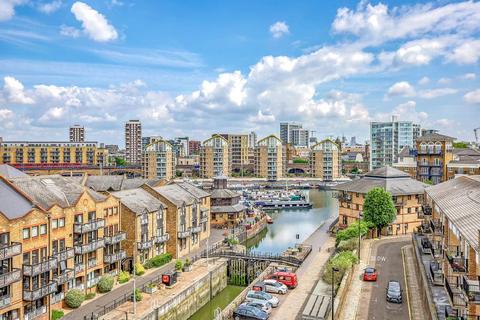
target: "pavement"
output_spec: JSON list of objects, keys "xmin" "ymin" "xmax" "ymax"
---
[
  {"xmin": 62, "ymin": 228, "xmax": 226, "ymax": 320},
  {"xmin": 269, "ymin": 216, "xmax": 337, "ymax": 320},
  {"xmin": 356, "ymin": 236, "xmax": 411, "ymax": 320}
]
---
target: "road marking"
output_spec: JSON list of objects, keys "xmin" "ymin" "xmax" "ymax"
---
[{"xmin": 401, "ymin": 246, "xmax": 412, "ymax": 320}]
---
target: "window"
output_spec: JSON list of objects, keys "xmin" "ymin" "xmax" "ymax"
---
[
  {"xmin": 52, "ymin": 219, "xmax": 58, "ymax": 229},
  {"xmin": 30, "ymin": 226, "xmax": 38, "ymax": 237},
  {"xmin": 23, "ymin": 228, "xmax": 30, "ymax": 239},
  {"xmin": 40, "ymin": 224, "xmax": 47, "ymax": 235},
  {"xmin": 58, "ymin": 218, "xmax": 65, "ymax": 227}
]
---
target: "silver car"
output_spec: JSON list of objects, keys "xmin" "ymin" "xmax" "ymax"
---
[
  {"xmin": 245, "ymin": 290, "xmax": 279, "ymax": 307},
  {"xmin": 263, "ymin": 279, "xmax": 287, "ymax": 294}
]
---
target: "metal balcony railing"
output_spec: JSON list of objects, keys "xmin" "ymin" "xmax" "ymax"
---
[
  {"xmin": 104, "ymin": 250, "xmax": 126, "ymax": 264},
  {"xmin": 177, "ymin": 230, "xmax": 191, "ymax": 239},
  {"xmin": 153, "ymin": 233, "xmax": 169, "ymax": 244},
  {"xmin": 87, "ymin": 259, "xmax": 97, "ymax": 269},
  {"xmin": 74, "ymin": 238, "xmax": 105, "ymax": 255},
  {"xmin": 87, "ymin": 276, "xmax": 101, "ymax": 288},
  {"xmin": 430, "ymin": 220, "xmax": 443, "ymax": 236},
  {"xmin": 23, "ymin": 282, "xmax": 57, "ymax": 301},
  {"xmin": 23, "ymin": 257, "xmax": 58, "ymax": 277},
  {"xmin": 462, "ymin": 275, "xmax": 480, "ymax": 303},
  {"xmin": 74, "ymin": 263, "xmax": 84, "ymax": 273},
  {"xmin": 0, "ymin": 294, "xmax": 11, "ymax": 309},
  {"xmin": 191, "ymin": 226, "xmax": 202, "ymax": 234},
  {"xmin": 50, "ymin": 292, "xmax": 65, "ymax": 305},
  {"xmin": 0, "ymin": 268, "xmax": 21, "ymax": 288},
  {"xmin": 54, "ymin": 269, "xmax": 74, "ymax": 285},
  {"xmin": 445, "ymin": 277, "xmax": 467, "ymax": 307},
  {"xmin": 53, "ymin": 247, "xmax": 74, "ymax": 261},
  {"xmin": 24, "ymin": 305, "xmax": 47, "ymax": 320},
  {"xmin": 73, "ymin": 218, "xmax": 105, "ymax": 234},
  {"xmin": 0, "ymin": 242, "xmax": 22, "ymax": 260},
  {"xmin": 137, "ymin": 240, "xmax": 153, "ymax": 251},
  {"xmin": 446, "ymin": 252, "xmax": 467, "ymax": 273},
  {"xmin": 104, "ymin": 231, "xmax": 126, "ymax": 245}
]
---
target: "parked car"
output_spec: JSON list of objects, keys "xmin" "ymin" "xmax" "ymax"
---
[
  {"xmin": 362, "ymin": 267, "xmax": 378, "ymax": 281},
  {"xmin": 240, "ymin": 301, "xmax": 272, "ymax": 314},
  {"xmin": 263, "ymin": 279, "xmax": 288, "ymax": 294},
  {"xmin": 386, "ymin": 280, "xmax": 403, "ymax": 303},
  {"xmin": 267, "ymin": 271, "xmax": 298, "ymax": 288},
  {"xmin": 245, "ymin": 290, "xmax": 279, "ymax": 308},
  {"xmin": 233, "ymin": 304, "xmax": 269, "ymax": 320}
]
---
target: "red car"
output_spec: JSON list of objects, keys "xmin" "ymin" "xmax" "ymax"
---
[
  {"xmin": 363, "ymin": 267, "xmax": 378, "ymax": 281},
  {"xmin": 268, "ymin": 271, "xmax": 298, "ymax": 289}
]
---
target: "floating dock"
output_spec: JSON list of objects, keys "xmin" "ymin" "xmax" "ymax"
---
[{"xmin": 254, "ymin": 200, "xmax": 313, "ymax": 209}]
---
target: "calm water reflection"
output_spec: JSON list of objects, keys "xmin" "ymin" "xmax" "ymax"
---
[{"xmin": 247, "ymin": 190, "xmax": 338, "ymax": 254}]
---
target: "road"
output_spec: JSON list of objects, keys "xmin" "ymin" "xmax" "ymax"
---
[{"xmin": 357, "ymin": 237, "xmax": 410, "ymax": 320}]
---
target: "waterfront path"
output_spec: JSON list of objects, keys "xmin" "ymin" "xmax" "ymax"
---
[
  {"xmin": 62, "ymin": 228, "xmax": 225, "ymax": 320},
  {"xmin": 270, "ymin": 216, "xmax": 337, "ymax": 320}
]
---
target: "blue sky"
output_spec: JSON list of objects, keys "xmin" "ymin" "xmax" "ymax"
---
[{"xmin": 0, "ymin": 0, "xmax": 479, "ymax": 145}]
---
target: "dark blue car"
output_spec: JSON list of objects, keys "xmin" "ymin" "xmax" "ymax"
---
[{"xmin": 233, "ymin": 304, "xmax": 269, "ymax": 320}]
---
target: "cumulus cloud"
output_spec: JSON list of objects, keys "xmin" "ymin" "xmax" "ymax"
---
[
  {"xmin": 0, "ymin": 0, "xmax": 27, "ymax": 21},
  {"xmin": 386, "ymin": 81, "xmax": 415, "ymax": 97},
  {"xmin": 70, "ymin": 1, "xmax": 118, "ymax": 42},
  {"xmin": 269, "ymin": 21, "xmax": 290, "ymax": 38},
  {"xmin": 418, "ymin": 76, "xmax": 430, "ymax": 85},
  {"xmin": 464, "ymin": 89, "xmax": 480, "ymax": 104},
  {"xmin": 447, "ymin": 40, "xmax": 480, "ymax": 64},
  {"xmin": 461, "ymin": 73, "xmax": 476, "ymax": 80},
  {"xmin": 438, "ymin": 77, "xmax": 451, "ymax": 85},
  {"xmin": 249, "ymin": 110, "xmax": 275, "ymax": 124},
  {"xmin": 39, "ymin": 107, "xmax": 66, "ymax": 122},
  {"xmin": 38, "ymin": 0, "xmax": 62, "ymax": 14},
  {"xmin": 418, "ymin": 88, "xmax": 457, "ymax": 99},
  {"xmin": 3, "ymin": 76, "xmax": 34, "ymax": 104}
]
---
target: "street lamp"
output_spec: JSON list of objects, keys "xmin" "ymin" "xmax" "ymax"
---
[
  {"xmin": 358, "ymin": 211, "xmax": 363, "ymax": 260},
  {"xmin": 331, "ymin": 267, "xmax": 339, "ymax": 320}
]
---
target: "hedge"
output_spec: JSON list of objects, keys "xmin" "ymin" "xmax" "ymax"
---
[
  {"xmin": 52, "ymin": 310, "xmax": 64, "ymax": 320},
  {"xmin": 118, "ymin": 271, "xmax": 131, "ymax": 284},
  {"xmin": 336, "ymin": 238, "xmax": 358, "ymax": 252},
  {"xmin": 65, "ymin": 289, "xmax": 85, "ymax": 309},
  {"xmin": 322, "ymin": 250, "xmax": 359, "ymax": 286},
  {"xmin": 97, "ymin": 275, "xmax": 114, "ymax": 293},
  {"xmin": 135, "ymin": 263, "xmax": 145, "ymax": 276},
  {"xmin": 143, "ymin": 253, "xmax": 172, "ymax": 269}
]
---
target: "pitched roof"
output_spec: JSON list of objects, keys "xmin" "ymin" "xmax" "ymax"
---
[
  {"xmin": 0, "ymin": 178, "xmax": 36, "ymax": 219},
  {"xmin": 85, "ymin": 176, "xmax": 162, "ymax": 192},
  {"xmin": 334, "ymin": 166, "xmax": 426, "ymax": 195},
  {"xmin": 176, "ymin": 182, "xmax": 210, "ymax": 198},
  {"xmin": 211, "ymin": 188, "xmax": 240, "ymax": 199},
  {"xmin": 425, "ymin": 176, "xmax": 480, "ymax": 251},
  {"xmin": 398, "ymin": 146, "xmax": 413, "ymax": 158},
  {"xmin": 416, "ymin": 132, "xmax": 456, "ymax": 142},
  {"xmin": 111, "ymin": 188, "xmax": 166, "ymax": 215},
  {"xmin": 210, "ymin": 203, "xmax": 247, "ymax": 214},
  {"xmin": 10, "ymin": 175, "xmax": 106, "ymax": 209},
  {"xmin": 153, "ymin": 183, "xmax": 198, "ymax": 207},
  {"xmin": 0, "ymin": 164, "xmax": 29, "ymax": 179}
]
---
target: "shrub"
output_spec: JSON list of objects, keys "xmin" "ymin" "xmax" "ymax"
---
[
  {"xmin": 135, "ymin": 262, "xmax": 145, "ymax": 276},
  {"xmin": 175, "ymin": 260, "xmax": 183, "ymax": 271},
  {"xmin": 144, "ymin": 253, "xmax": 173, "ymax": 269},
  {"xmin": 185, "ymin": 257, "xmax": 191, "ymax": 267},
  {"xmin": 118, "ymin": 271, "xmax": 131, "ymax": 284},
  {"xmin": 322, "ymin": 251, "xmax": 359, "ymax": 286},
  {"xmin": 52, "ymin": 309, "xmax": 64, "ymax": 320},
  {"xmin": 65, "ymin": 289, "xmax": 85, "ymax": 308},
  {"xmin": 134, "ymin": 288, "xmax": 143, "ymax": 302},
  {"xmin": 336, "ymin": 220, "xmax": 373, "ymax": 244},
  {"xmin": 97, "ymin": 275, "xmax": 114, "ymax": 293},
  {"xmin": 85, "ymin": 292, "xmax": 96, "ymax": 300},
  {"xmin": 336, "ymin": 238, "xmax": 359, "ymax": 252}
]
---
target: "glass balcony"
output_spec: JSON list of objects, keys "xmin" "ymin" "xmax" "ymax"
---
[
  {"xmin": 74, "ymin": 218, "xmax": 105, "ymax": 234},
  {"xmin": 23, "ymin": 282, "xmax": 57, "ymax": 301},
  {"xmin": 0, "ymin": 242, "xmax": 22, "ymax": 260},
  {"xmin": 87, "ymin": 276, "xmax": 101, "ymax": 288},
  {"xmin": 0, "ymin": 294, "xmax": 11, "ymax": 309},
  {"xmin": 23, "ymin": 257, "xmax": 58, "ymax": 277},
  {"xmin": 104, "ymin": 250, "xmax": 126, "ymax": 264},
  {"xmin": 24, "ymin": 305, "xmax": 47, "ymax": 320},
  {"xmin": 87, "ymin": 259, "xmax": 97, "ymax": 269},
  {"xmin": 74, "ymin": 263, "xmax": 84, "ymax": 273},
  {"xmin": 137, "ymin": 240, "xmax": 153, "ymax": 251},
  {"xmin": 50, "ymin": 292, "xmax": 65, "ymax": 305},
  {"xmin": 0, "ymin": 268, "xmax": 21, "ymax": 288},
  {"xmin": 153, "ymin": 233, "xmax": 169, "ymax": 244},
  {"xmin": 54, "ymin": 269, "xmax": 74, "ymax": 285},
  {"xmin": 177, "ymin": 230, "xmax": 191, "ymax": 239},
  {"xmin": 74, "ymin": 238, "xmax": 105, "ymax": 255},
  {"xmin": 53, "ymin": 247, "xmax": 74, "ymax": 261},
  {"xmin": 104, "ymin": 231, "xmax": 126, "ymax": 245}
]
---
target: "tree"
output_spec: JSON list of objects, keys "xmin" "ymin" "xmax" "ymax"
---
[
  {"xmin": 65, "ymin": 289, "xmax": 85, "ymax": 308},
  {"xmin": 363, "ymin": 187, "xmax": 396, "ymax": 237},
  {"xmin": 115, "ymin": 157, "xmax": 126, "ymax": 166},
  {"xmin": 97, "ymin": 274, "xmax": 114, "ymax": 293},
  {"xmin": 453, "ymin": 141, "xmax": 468, "ymax": 149}
]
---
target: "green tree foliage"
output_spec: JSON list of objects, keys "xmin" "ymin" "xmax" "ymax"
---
[
  {"xmin": 135, "ymin": 262, "xmax": 145, "ymax": 276},
  {"xmin": 363, "ymin": 187, "xmax": 396, "ymax": 235},
  {"xmin": 65, "ymin": 289, "xmax": 85, "ymax": 308},
  {"xmin": 292, "ymin": 158, "xmax": 309, "ymax": 164},
  {"xmin": 118, "ymin": 271, "xmax": 131, "ymax": 284},
  {"xmin": 97, "ymin": 275, "xmax": 114, "ymax": 293},
  {"xmin": 52, "ymin": 310, "xmax": 64, "ymax": 320},
  {"xmin": 115, "ymin": 157, "xmax": 126, "ymax": 166},
  {"xmin": 133, "ymin": 288, "xmax": 143, "ymax": 302},
  {"xmin": 175, "ymin": 260, "xmax": 183, "ymax": 271},
  {"xmin": 336, "ymin": 220, "xmax": 372, "ymax": 243},
  {"xmin": 424, "ymin": 179, "xmax": 433, "ymax": 185},
  {"xmin": 85, "ymin": 292, "xmax": 96, "ymax": 300},
  {"xmin": 143, "ymin": 253, "xmax": 173, "ymax": 269},
  {"xmin": 322, "ymin": 251, "xmax": 358, "ymax": 286},
  {"xmin": 453, "ymin": 141, "xmax": 468, "ymax": 149}
]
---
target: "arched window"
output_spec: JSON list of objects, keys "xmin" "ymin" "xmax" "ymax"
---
[
  {"xmin": 434, "ymin": 142, "xmax": 442, "ymax": 154},
  {"xmin": 427, "ymin": 142, "xmax": 434, "ymax": 154},
  {"xmin": 420, "ymin": 143, "xmax": 427, "ymax": 153}
]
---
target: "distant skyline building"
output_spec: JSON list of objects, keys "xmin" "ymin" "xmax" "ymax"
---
[
  {"xmin": 142, "ymin": 136, "xmax": 163, "ymax": 150},
  {"xmin": 142, "ymin": 140, "xmax": 175, "ymax": 180},
  {"xmin": 370, "ymin": 116, "xmax": 421, "ymax": 169},
  {"xmin": 279, "ymin": 122, "xmax": 310, "ymax": 147},
  {"xmin": 248, "ymin": 131, "xmax": 257, "ymax": 148},
  {"xmin": 125, "ymin": 120, "xmax": 142, "ymax": 164},
  {"xmin": 69, "ymin": 124, "xmax": 85, "ymax": 142},
  {"xmin": 188, "ymin": 140, "xmax": 201, "ymax": 155}
]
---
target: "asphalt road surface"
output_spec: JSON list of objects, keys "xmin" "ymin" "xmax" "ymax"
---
[{"xmin": 358, "ymin": 237, "xmax": 411, "ymax": 320}]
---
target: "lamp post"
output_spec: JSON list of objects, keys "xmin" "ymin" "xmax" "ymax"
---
[
  {"xmin": 331, "ymin": 267, "xmax": 339, "ymax": 320},
  {"xmin": 358, "ymin": 211, "xmax": 363, "ymax": 260}
]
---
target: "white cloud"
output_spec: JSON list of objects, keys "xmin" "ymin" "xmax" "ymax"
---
[
  {"xmin": 0, "ymin": 0, "xmax": 27, "ymax": 21},
  {"xmin": 447, "ymin": 40, "xmax": 480, "ymax": 64},
  {"xmin": 438, "ymin": 77, "xmax": 451, "ymax": 85},
  {"xmin": 435, "ymin": 118, "xmax": 456, "ymax": 128},
  {"xmin": 464, "ymin": 89, "xmax": 480, "ymax": 104},
  {"xmin": 386, "ymin": 81, "xmax": 415, "ymax": 97},
  {"xmin": 39, "ymin": 107, "xmax": 66, "ymax": 121},
  {"xmin": 418, "ymin": 76, "xmax": 430, "ymax": 85},
  {"xmin": 418, "ymin": 88, "xmax": 458, "ymax": 99},
  {"xmin": 70, "ymin": 1, "xmax": 118, "ymax": 42},
  {"xmin": 3, "ymin": 76, "xmax": 34, "ymax": 104},
  {"xmin": 60, "ymin": 25, "xmax": 81, "ymax": 38},
  {"xmin": 269, "ymin": 21, "xmax": 290, "ymax": 38},
  {"xmin": 461, "ymin": 73, "xmax": 476, "ymax": 80},
  {"xmin": 38, "ymin": 0, "xmax": 62, "ymax": 14},
  {"xmin": 248, "ymin": 110, "xmax": 275, "ymax": 124},
  {"xmin": 0, "ymin": 108, "xmax": 13, "ymax": 120},
  {"xmin": 79, "ymin": 113, "xmax": 117, "ymax": 122},
  {"xmin": 391, "ymin": 100, "xmax": 428, "ymax": 123}
]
